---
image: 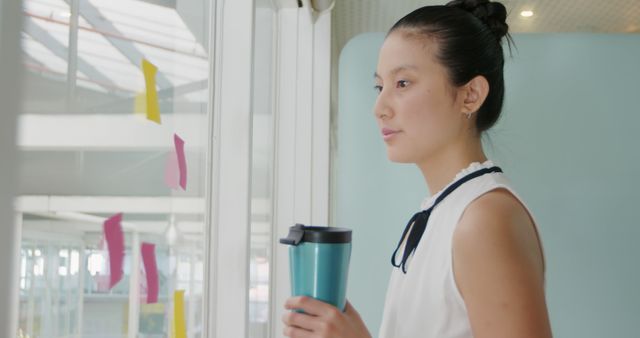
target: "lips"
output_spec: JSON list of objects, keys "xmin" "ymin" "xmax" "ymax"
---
[
  {"xmin": 381, "ymin": 127, "xmax": 400, "ymax": 140},
  {"xmin": 382, "ymin": 127, "xmax": 399, "ymax": 135}
]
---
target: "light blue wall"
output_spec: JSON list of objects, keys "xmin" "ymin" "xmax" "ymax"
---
[{"xmin": 332, "ymin": 33, "xmax": 640, "ymax": 338}]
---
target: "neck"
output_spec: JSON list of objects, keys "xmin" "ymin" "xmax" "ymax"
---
[{"xmin": 417, "ymin": 136, "xmax": 487, "ymax": 196}]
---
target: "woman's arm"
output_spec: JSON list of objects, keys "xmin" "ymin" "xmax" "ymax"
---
[{"xmin": 453, "ymin": 188, "xmax": 552, "ymax": 338}]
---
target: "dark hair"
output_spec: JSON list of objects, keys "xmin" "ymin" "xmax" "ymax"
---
[{"xmin": 388, "ymin": 0, "xmax": 514, "ymax": 134}]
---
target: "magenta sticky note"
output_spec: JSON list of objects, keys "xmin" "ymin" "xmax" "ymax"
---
[
  {"xmin": 164, "ymin": 149, "xmax": 179, "ymax": 189},
  {"xmin": 103, "ymin": 213, "xmax": 125, "ymax": 289},
  {"xmin": 174, "ymin": 133, "xmax": 187, "ymax": 190},
  {"xmin": 141, "ymin": 242, "xmax": 159, "ymax": 304}
]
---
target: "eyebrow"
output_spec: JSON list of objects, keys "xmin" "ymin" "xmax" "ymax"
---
[{"xmin": 374, "ymin": 64, "xmax": 419, "ymax": 79}]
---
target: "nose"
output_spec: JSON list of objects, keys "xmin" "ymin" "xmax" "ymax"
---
[{"xmin": 374, "ymin": 90, "xmax": 393, "ymax": 120}]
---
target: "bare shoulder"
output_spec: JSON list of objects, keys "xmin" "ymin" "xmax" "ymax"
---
[
  {"xmin": 454, "ymin": 187, "xmax": 544, "ymax": 276},
  {"xmin": 452, "ymin": 188, "xmax": 551, "ymax": 338}
]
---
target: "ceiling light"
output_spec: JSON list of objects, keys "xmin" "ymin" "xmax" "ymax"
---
[{"xmin": 520, "ymin": 10, "xmax": 534, "ymax": 17}]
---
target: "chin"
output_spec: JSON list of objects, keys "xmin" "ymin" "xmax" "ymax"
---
[{"xmin": 386, "ymin": 148, "xmax": 416, "ymax": 163}]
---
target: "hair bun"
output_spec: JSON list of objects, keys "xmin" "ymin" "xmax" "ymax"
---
[{"xmin": 447, "ymin": 0, "xmax": 509, "ymax": 41}]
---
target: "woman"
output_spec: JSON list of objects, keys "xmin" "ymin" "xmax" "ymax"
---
[{"xmin": 282, "ymin": 0, "xmax": 552, "ymax": 337}]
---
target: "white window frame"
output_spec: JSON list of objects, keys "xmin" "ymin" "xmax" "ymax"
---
[
  {"xmin": 204, "ymin": 0, "xmax": 255, "ymax": 337},
  {"xmin": 0, "ymin": 0, "xmax": 23, "ymax": 336},
  {"xmin": 270, "ymin": 2, "xmax": 333, "ymax": 338},
  {"xmin": 204, "ymin": 0, "xmax": 332, "ymax": 337}
]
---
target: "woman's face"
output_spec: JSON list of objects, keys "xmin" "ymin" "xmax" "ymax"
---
[{"xmin": 374, "ymin": 30, "xmax": 467, "ymax": 164}]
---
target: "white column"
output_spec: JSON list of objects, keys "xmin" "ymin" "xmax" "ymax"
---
[
  {"xmin": 45, "ymin": 242, "xmax": 57, "ymax": 335},
  {"xmin": 64, "ymin": 248, "xmax": 72, "ymax": 335},
  {"xmin": 26, "ymin": 231, "xmax": 36, "ymax": 336},
  {"xmin": 76, "ymin": 242, "xmax": 85, "ymax": 338},
  {"xmin": 14, "ymin": 214, "xmax": 24, "ymax": 335},
  {"xmin": 187, "ymin": 245, "xmax": 196, "ymax": 337},
  {"xmin": 128, "ymin": 232, "xmax": 141, "ymax": 338}
]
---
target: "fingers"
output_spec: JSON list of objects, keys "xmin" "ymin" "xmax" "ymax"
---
[
  {"xmin": 282, "ymin": 298, "xmax": 371, "ymax": 338},
  {"xmin": 283, "ymin": 296, "xmax": 355, "ymax": 337},
  {"xmin": 285, "ymin": 296, "xmax": 336, "ymax": 317},
  {"xmin": 282, "ymin": 310, "xmax": 322, "ymax": 332},
  {"xmin": 283, "ymin": 325, "xmax": 314, "ymax": 338}
]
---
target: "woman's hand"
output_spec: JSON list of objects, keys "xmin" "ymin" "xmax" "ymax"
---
[{"xmin": 282, "ymin": 296, "xmax": 372, "ymax": 338}]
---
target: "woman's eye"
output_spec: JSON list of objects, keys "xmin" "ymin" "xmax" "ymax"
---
[
  {"xmin": 397, "ymin": 80, "xmax": 409, "ymax": 88},
  {"xmin": 374, "ymin": 85, "xmax": 383, "ymax": 93}
]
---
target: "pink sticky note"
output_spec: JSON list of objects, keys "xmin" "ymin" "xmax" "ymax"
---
[
  {"xmin": 141, "ymin": 242, "xmax": 159, "ymax": 304},
  {"xmin": 103, "ymin": 213, "xmax": 125, "ymax": 289},
  {"xmin": 164, "ymin": 149, "xmax": 179, "ymax": 189},
  {"xmin": 174, "ymin": 133, "xmax": 187, "ymax": 190}
]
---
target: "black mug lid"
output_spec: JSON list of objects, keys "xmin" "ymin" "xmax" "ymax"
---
[{"xmin": 279, "ymin": 223, "xmax": 352, "ymax": 246}]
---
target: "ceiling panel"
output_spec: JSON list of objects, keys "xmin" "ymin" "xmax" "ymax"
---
[{"xmin": 333, "ymin": 0, "xmax": 640, "ymax": 60}]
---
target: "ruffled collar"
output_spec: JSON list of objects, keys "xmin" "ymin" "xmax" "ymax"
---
[{"xmin": 420, "ymin": 159, "xmax": 496, "ymax": 210}]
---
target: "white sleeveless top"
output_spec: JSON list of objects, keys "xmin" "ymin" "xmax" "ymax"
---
[{"xmin": 378, "ymin": 160, "xmax": 545, "ymax": 338}]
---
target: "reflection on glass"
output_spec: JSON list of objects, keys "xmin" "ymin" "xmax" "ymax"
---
[{"xmin": 17, "ymin": 0, "xmax": 212, "ymax": 337}]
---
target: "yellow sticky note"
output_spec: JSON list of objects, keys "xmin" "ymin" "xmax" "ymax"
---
[
  {"xmin": 173, "ymin": 290, "xmax": 187, "ymax": 338},
  {"xmin": 141, "ymin": 59, "xmax": 161, "ymax": 124}
]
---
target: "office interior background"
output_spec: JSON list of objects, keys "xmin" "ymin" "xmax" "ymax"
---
[{"xmin": 0, "ymin": 0, "xmax": 639, "ymax": 337}]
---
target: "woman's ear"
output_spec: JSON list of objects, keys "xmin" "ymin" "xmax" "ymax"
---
[{"xmin": 461, "ymin": 75, "xmax": 490, "ymax": 115}]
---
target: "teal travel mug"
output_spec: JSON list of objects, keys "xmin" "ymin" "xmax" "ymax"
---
[{"xmin": 280, "ymin": 223, "xmax": 352, "ymax": 312}]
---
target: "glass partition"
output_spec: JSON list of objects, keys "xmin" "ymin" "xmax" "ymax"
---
[{"xmin": 17, "ymin": 0, "xmax": 212, "ymax": 337}]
